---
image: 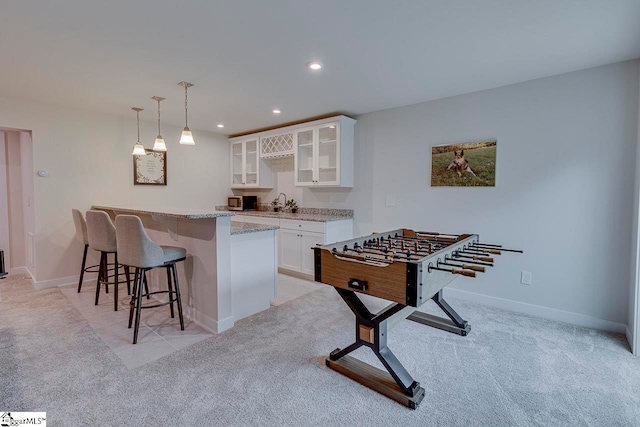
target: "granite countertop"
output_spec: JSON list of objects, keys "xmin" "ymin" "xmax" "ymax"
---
[
  {"xmin": 239, "ymin": 211, "xmax": 351, "ymax": 222},
  {"xmin": 231, "ymin": 222, "xmax": 279, "ymax": 235},
  {"xmin": 93, "ymin": 205, "xmax": 235, "ymax": 219},
  {"xmin": 216, "ymin": 206, "xmax": 353, "ymax": 223}
]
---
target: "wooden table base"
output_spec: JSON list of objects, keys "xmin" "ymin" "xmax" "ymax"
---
[{"xmin": 326, "ymin": 355, "xmax": 425, "ymax": 409}]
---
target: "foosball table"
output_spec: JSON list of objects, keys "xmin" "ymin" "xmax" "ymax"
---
[{"xmin": 313, "ymin": 228, "xmax": 522, "ymax": 409}]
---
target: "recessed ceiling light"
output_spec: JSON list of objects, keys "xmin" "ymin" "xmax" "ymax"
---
[
  {"xmin": 217, "ymin": 124, "xmax": 224, "ymax": 128},
  {"xmin": 307, "ymin": 61, "xmax": 322, "ymax": 70},
  {"xmin": 272, "ymin": 109, "xmax": 281, "ymax": 114}
]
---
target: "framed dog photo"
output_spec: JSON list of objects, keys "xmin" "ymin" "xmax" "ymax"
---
[{"xmin": 431, "ymin": 140, "xmax": 496, "ymax": 187}]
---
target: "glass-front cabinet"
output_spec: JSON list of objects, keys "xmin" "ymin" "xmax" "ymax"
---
[
  {"xmin": 230, "ymin": 115, "xmax": 354, "ymax": 189},
  {"xmin": 295, "ymin": 128, "xmax": 315, "ymax": 185},
  {"xmin": 317, "ymin": 124, "xmax": 338, "ymax": 184},
  {"xmin": 294, "ymin": 121, "xmax": 343, "ymax": 187},
  {"xmin": 230, "ymin": 137, "xmax": 271, "ymax": 189}
]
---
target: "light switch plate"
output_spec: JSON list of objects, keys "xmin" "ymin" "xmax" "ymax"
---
[{"xmin": 385, "ymin": 196, "xmax": 395, "ymax": 207}]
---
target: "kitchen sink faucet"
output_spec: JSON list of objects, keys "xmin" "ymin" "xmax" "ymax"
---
[{"xmin": 278, "ymin": 193, "xmax": 287, "ymax": 208}]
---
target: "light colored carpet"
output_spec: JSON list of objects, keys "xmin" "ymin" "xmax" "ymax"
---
[{"xmin": 1, "ymin": 273, "xmax": 640, "ymax": 426}]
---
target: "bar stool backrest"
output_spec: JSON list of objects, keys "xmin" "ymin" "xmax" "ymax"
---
[
  {"xmin": 115, "ymin": 215, "xmax": 164, "ymax": 268},
  {"xmin": 71, "ymin": 209, "xmax": 89, "ymax": 245},
  {"xmin": 86, "ymin": 210, "xmax": 117, "ymax": 253}
]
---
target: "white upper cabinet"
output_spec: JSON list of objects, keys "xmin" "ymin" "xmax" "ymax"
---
[
  {"xmin": 294, "ymin": 116, "xmax": 355, "ymax": 187},
  {"xmin": 230, "ymin": 137, "xmax": 273, "ymax": 189},
  {"xmin": 229, "ymin": 115, "xmax": 355, "ymax": 189}
]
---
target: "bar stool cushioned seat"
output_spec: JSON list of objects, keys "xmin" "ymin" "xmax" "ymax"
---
[
  {"xmin": 115, "ymin": 214, "xmax": 186, "ymax": 344},
  {"xmin": 86, "ymin": 210, "xmax": 130, "ymax": 311}
]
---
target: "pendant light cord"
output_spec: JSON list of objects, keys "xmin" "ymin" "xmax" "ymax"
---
[
  {"xmin": 157, "ymin": 99, "xmax": 161, "ymax": 135},
  {"xmin": 184, "ymin": 85, "xmax": 188, "ymax": 127},
  {"xmin": 137, "ymin": 110, "xmax": 140, "ymax": 142}
]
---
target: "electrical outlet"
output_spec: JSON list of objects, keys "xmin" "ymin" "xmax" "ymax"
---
[
  {"xmin": 521, "ymin": 271, "xmax": 532, "ymax": 285},
  {"xmin": 385, "ymin": 196, "xmax": 395, "ymax": 207}
]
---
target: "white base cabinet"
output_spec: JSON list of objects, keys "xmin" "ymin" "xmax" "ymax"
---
[{"xmin": 280, "ymin": 229, "xmax": 324, "ymax": 276}]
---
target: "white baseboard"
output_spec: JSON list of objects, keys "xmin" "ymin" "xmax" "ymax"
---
[
  {"xmin": 444, "ymin": 288, "xmax": 627, "ymax": 334},
  {"xmin": 33, "ymin": 272, "xmax": 98, "ymax": 290},
  {"xmin": 626, "ymin": 326, "xmax": 636, "ymax": 355},
  {"xmin": 11, "ymin": 263, "xmax": 105, "ymax": 290},
  {"xmin": 10, "ymin": 266, "xmax": 32, "ymax": 277},
  {"xmin": 186, "ymin": 306, "xmax": 234, "ymax": 334}
]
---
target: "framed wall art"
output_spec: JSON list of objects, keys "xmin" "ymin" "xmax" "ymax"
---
[
  {"xmin": 134, "ymin": 150, "xmax": 167, "ymax": 185},
  {"xmin": 431, "ymin": 140, "xmax": 496, "ymax": 187}
]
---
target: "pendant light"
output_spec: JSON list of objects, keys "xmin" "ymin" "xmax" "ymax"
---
[
  {"xmin": 131, "ymin": 107, "xmax": 146, "ymax": 155},
  {"xmin": 178, "ymin": 81, "xmax": 195, "ymax": 145},
  {"xmin": 152, "ymin": 96, "xmax": 167, "ymax": 151}
]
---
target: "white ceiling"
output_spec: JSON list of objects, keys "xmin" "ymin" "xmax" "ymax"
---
[{"xmin": 1, "ymin": 0, "xmax": 639, "ymax": 136}]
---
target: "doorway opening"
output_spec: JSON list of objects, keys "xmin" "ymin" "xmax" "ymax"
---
[{"xmin": 0, "ymin": 127, "xmax": 35, "ymax": 279}]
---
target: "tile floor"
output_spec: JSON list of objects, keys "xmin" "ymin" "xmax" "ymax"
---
[
  {"xmin": 270, "ymin": 273, "xmax": 324, "ymax": 306},
  {"xmin": 60, "ymin": 272, "xmax": 323, "ymax": 369}
]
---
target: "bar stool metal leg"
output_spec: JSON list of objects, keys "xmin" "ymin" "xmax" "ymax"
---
[
  {"xmin": 114, "ymin": 253, "xmax": 120, "ymax": 311},
  {"xmin": 166, "ymin": 265, "xmax": 175, "ymax": 318},
  {"xmin": 132, "ymin": 268, "xmax": 146, "ymax": 344},
  {"xmin": 129, "ymin": 267, "xmax": 140, "ymax": 329},
  {"xmin": 77, "ymin": 244, "xmax": 88, "ymax": 293},
  {"xmin": 125, "ymin": 265, "xmax": 131, "ymax": 296},
  {"xmin": 95, "ymin": 252, "xmax": 104, "ymax": 305},
  {"xmin": 171, "ymin": 263, "xmax": 185, "ymax": 331},
  {"xmin": 103, "ymin": 253, "xmax": 109, "ymax": 294}
]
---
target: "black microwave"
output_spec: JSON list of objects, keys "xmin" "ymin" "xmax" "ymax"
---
[{"xmin": 228, "ymin": 195, "xmax": 258, "ymax": 211}]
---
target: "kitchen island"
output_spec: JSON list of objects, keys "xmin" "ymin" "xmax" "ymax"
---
[
  {"xmin": 225, "ymin": 208, "xmax": 354, "ymax": 279},
  {"xmin": 93, "ymin": 205, "xmax": 278, "ymax": 333}
]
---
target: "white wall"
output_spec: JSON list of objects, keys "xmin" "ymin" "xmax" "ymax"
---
[
  {"xmin": 629, "ymin": 65, "xmax": 640, "ymax": 352},
  {"xmin": 0, "ymin": 96, "xmax": 230, "ymax": 285},
  {"xmin": 0, "ymin": 132, "xmax": 10, "ymax": 269},
  {"xmin": 299, "ymin": 61, "xmax": 640, "ymax": 329}
]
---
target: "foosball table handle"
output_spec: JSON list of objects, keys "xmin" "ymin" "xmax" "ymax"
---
[
  {"xmin": 461, "ymin": 264, "xmax": 485, "ymax": 272},
  {"xmin": 483, "ymin": 249, "xmax": 501, "ymax": 255}
]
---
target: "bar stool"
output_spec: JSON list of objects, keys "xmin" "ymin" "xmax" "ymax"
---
[
  {"xmin": 72, "ymin": 209, "xmax": 97, "ymax": 293},
  {"xmin": 86, "ymin": 210, "xmax": 131, "ymax": 311},
  {"xmin": 115, "ymin": 214, "xmax": 186, "ymax": 344}
]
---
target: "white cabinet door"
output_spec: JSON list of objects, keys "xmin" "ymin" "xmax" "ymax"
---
[
  {"xmin": 279, "ymin": 229, "xmax": 302, "ymax": 271},
  {"xmin": 244, "ymin": 138, "xmax": 259, "ymax": 186},
  {"xmin": 294, "ymin": 121, "xmax": 347, "ymax": 187},
  {"xmin": 316, "ymin": 124, "xmax": 339, "ymax": 186},
  {"xmin": 294, "ymin": 127, "xmax": 315, "ymax": 186},
  {"xmin": 300, "ymin": 231, "xmax": 324, "ymax": 276},
  {"xmin": 231, "ymin": 141, "xmax": 244, "ymax": 186},
  {"xmin": 230, "ymin": 137, "xmax": 271, "ymax": 189}
]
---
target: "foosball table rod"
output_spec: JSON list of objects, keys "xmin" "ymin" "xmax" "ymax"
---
[
  {"xmin": 452, "ymin": 253, "xmax": 494, "ymax": 264},
  {"xmin": 471, "ymin": 243, "xmax": 524, "ymax": 253}
]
